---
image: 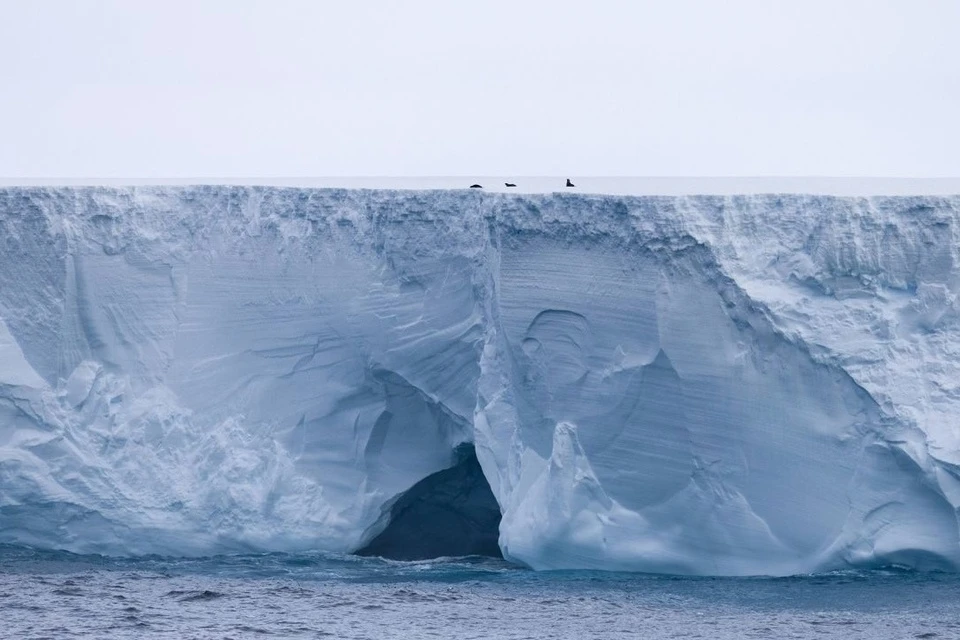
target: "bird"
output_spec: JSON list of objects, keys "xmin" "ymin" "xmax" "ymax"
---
[
  {"xmin": 504, "ymin": 182, "xmax": 516, "ymax": 187},
  {"xmin": 469, "ymin": 184, "xmax": 483, "ymax": 189},
  {"xmin": 566, "ymin": 178, "xmax": 575, "ymax": 187}
]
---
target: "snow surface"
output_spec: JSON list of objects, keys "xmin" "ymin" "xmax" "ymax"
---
[
  {"xmin": 5, "ymin": 177, "xmax": 960, "ymax": 196},
  {"xmin": 2, "ymin": 185, "xmax": 960, "ymax": 575}
]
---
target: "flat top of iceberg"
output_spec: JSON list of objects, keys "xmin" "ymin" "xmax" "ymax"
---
[{"xmin": 1, "ymin": 176, "xmax": 959, "ymax": 196}]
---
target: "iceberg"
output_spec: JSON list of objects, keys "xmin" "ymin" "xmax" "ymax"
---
[{"xmin": 1, "ymin": 185, "xmax": 960, "ymax": 575}]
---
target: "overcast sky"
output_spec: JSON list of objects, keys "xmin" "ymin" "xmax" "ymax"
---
[{"xmin": 1, "ymin": 1, "xmax": 958, "ymax": 177}]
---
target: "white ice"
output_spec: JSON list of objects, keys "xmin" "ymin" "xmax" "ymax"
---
[{"xmin": 1, "ymin": 185, "xmax": 959, "ymax": 575}]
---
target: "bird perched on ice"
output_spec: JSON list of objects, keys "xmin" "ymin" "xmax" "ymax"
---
[
  {"xmin": 469, "ymin": 184, "xmax": 483, "ymax": 189},
  {"xmin": 566, "ymin": 178, "xmax": 575, "ymax": 187},
  {"xmin": 505, "ymin": 182, "xmax": 516, "ymax": 187}
]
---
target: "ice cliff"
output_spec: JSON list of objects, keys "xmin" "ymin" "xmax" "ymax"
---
[{"xmin": 2, "ymin": 186, "xmax": 960, "ymax": 576}]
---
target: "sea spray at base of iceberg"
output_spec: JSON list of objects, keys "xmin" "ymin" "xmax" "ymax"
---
[{"xmin": 1, "ymin": 186, "xmax": 959, "ymax": 575}]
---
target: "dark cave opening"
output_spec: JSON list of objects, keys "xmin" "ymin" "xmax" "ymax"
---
[{"xmin": 356, "ymin": 444, "xmax": 503, "ymax": 560}]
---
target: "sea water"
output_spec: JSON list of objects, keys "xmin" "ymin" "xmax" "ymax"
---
[{"xmin": 1, "ymin": 546, "xmax": 957, "ymax": 639}]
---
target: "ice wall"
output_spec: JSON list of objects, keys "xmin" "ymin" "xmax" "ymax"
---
[{"xmin": 1, "ymin": 186, "xmax": 959, "ymax": 575}]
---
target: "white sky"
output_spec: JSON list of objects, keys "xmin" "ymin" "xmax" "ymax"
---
[{"xmin": 1, "ymin": 0, "xmax": 958, "ymax": 178}]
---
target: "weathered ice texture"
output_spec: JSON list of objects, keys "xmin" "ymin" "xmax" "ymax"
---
[{"xmin": 1, "ymin": 186, "xmax": 959, "ymax": 575}]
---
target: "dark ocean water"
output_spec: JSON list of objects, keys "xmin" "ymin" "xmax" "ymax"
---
[{"xmin": 1, "ymin": 546, "xmax": 958, "ymax": 639}]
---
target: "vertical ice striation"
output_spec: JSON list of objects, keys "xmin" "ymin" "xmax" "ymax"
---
[{"xmin": 1, "ymin": 186, "xmax": 959, "ymax": 574}]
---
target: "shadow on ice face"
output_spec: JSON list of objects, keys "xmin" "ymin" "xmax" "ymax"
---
[{"xmin": 356, "ymin": 444, "xmax": 503, "ymax": 561}]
